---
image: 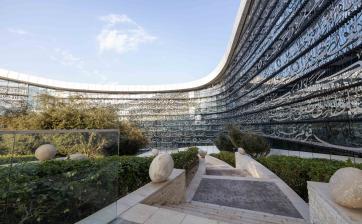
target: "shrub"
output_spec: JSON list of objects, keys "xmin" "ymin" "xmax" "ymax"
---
[
  {"xmin": 214, "ymin": 125, "xmax": 270, "ymax": 158},
  {"xmin": 118, "ymin": 121, "xmax": 148, "ymax": 155},
  {"xmin": 214, "ymin": 133, "xmax": 235, "ymax": 152},
  {"xmin": 0, "ymin": 148, "xmax": 198, "ymax": 224},
  {"xmin": 210, "ymin": 151, "xmax": 235, "ymax": 167},
  {"xmin": 238, "ymin": 132, "xmax": 270, "ymax": 158},
  {"xmin": 226, "ymin": 124, "xmax": 244, "ymax": 146},
  {"xmin": 0, "ymin": 134, "xmax": 43, "ymax": 155},
  {"xmin": 257, "ymin": 156, "xmax": 362, "ymax": 201},
  {"xmin": 0, "ymin": 158, "xmax": 122, "ymax": 224},
  {"xmin": 172, "ymin": 147, "xmax": 199, "ymax": 172},
  {"xmin": 0, "ymin": 132, "xmax": 118, "ymax": 157},
  {"xmin": 1, "ymin": 94, "xmax": 148, "ymax": 156},
  {"xmin": 0, "ymin": 155, "xmax": 36, "ymax": 165}
]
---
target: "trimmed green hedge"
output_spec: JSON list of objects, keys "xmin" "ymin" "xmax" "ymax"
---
[
  {"xmin": 0, "ymin": 148, "xmax": 198, "ymax": 224},
  {"xmin": 0, "ymin": 154, "xmax": 37, "ymax": 165},
  {"xmin": 210, "ymin": 151, "xmax": 235, "ymax": 167},
  {"xmin": 257, "ymin": 156, "xmax": 362, "ymax": 201},
  {"xmin": 172, "ymin": 147, "xmax": 199, "ymax": 172}
]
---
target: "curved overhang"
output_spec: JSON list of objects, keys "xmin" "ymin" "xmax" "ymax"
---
[{"xmin": 0, "ymin": 0, "xmax": 252, "ymax": 93}]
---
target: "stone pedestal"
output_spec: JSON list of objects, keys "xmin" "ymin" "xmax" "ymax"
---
[{"xmin": 308, "ymin": 181, "xmax": 362, "ymax": 224}]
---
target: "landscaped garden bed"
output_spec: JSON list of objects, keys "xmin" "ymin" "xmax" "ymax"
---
[
  {"xmin": 258, "ymin": 155, "xmax": 362, "ymax": 201},
  {"xmin": 210, "ymin": 151, "xmax": 235, "ymax": 167},
  {"xmin": 0, "ymin": 147, "xmax": 198, "ymax": 224}
]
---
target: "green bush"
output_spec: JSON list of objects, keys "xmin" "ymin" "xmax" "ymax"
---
[
  {"xmin": 1, "ymin": 158, "xmax": 122, "ymax": 224},
  {"xmin": 1, "ymin": 94, "xmax": 148, "ymax": 156},
  {"xmin": 172, "ymin": 147, "xmax": 199, "ymax": 172},
  {"xmin": 226, "ymin": 124, "xmax": 244, "ymax": 147},
  {"xmin": 210, "ymin": 151, "xmax": 235, "ymax": 167},
  {"xmin": 238, "ymin": 132, "xmax": 270, "ymax": 158},
  {"xmin": 0, "ymin": 148, "xmax": 198, "ymax": 224},
  {"xmin": 0, "ymin": 132, "xmax": 117, "ymax": 158},
  {"xmin": 257, "ymin": 156, "xmax": 362, "ymax": 201},
  {"xmin": 118, "ymin": 121, "xmax": 149, "ymax": 155},
  {"xmin": 0, "ymin": 155, "xmax": 37, "ymax": 165},
  {"xmin": 214, "ymin": 125, "xmax": 270, "ymax": 158},
  {"xmin": 214, "ymin": 133, "xmax": 235, "ymax": 152}
]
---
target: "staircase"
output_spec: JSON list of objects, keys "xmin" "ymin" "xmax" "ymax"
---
[{"xmin": 171, "ymin": 156, "xmax": 309, "ymax": 224}]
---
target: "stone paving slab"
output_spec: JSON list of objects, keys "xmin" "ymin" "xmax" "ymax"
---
[
  {"xmin": 205, "ymin": 168, "xmax": 249, "ymax": 177},
  {"xmin": 121, "ymin": 204, "xmax": 159, "ymax": 223},
  {"xmin": 192, "ymin": 178, "xmax": 302, "ymax": 219},
  {"xmin": 144, "ymin": 208, "xmax": 186, "ymax": 224},
  {"xmin": 181, "ymin": 214, "xmax": 218, "ymax": 224},
  {"xmin": 109, "ymin": 218, "xmax": 139, "ymax": 224}
]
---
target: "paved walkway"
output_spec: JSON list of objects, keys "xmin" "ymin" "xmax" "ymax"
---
[
  {"xmin": 159, "ymin": 155, "xmax": 307, "ymax": 224},
  {"xmin": 192, "ymin": 178, "xmax": 302, "ymax": 218},
  {"xmin": 113, "ymin": 155, "xmax": 309, "ymax": 224}
]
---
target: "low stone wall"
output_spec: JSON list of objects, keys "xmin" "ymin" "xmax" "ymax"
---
[
  {"xmin": 308, "ymin": 181, "xmax": 362, "ymax": 224},
  {"xmin": 143, "ymin": 169, "xmax": 185, "ymax": 205},
  {"xmin": 235, "ymin": 152, "xmax": 277, "ymax": 179},
  {"xmin": 206, "ymin": 154, "xmax": 234, "ymax": 168},
  {"xmin": 77, "ymin": 169, "xmax": 185, "ymax": 224}
]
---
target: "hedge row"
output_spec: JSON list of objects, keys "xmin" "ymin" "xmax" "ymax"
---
[
  {"xmin": 257, "ymin": 156, "xmax": 362, "ymax": 201},
  {"xmin": 0, "ymin": 154, "xmax": 37, "ymax": 165},
  {"xmin": 0, "ymin": 148, "xmax": 198, "ymax": 224},
  {"xmin": 173, "ymin": 147, "xmax": 199, "ymax": 172},
  {"xmin": 210, "ymin": 151, "xmax": 235, "ymax": 167}
]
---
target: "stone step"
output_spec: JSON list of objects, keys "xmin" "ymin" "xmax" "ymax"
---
[
  {"xmin": 205, "ymin": 167, "xmax": 250, "ymax": 177},
  {"xmin": 206, "ymin": 164, "xmax": 232, "ymax": 169},
  {"xmin": 162, "ymin": 201, "xmax": 307, "ymax": 224}
]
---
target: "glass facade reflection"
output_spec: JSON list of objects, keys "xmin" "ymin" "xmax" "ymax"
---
[{"xmin": 1, "ymin": 0, "xmax": 362, "ymax": 151}]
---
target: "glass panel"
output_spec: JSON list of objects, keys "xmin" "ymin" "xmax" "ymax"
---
[{"xmin": 0, "ymin": 129, "xmax": 119, "ymax": 224}]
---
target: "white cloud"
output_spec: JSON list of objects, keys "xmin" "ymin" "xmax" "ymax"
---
[
  {"xmin": 97, "ymin": 28, "xmax": 156, "ymax": 54},
  {"xmin": 8, "ymin": 28, "xmax": 29, "ymax": 35},
  {"xmin": 97, "ymin": 14, "xmax": 157, "ymax": 54},
  {"xmin": 50, "ymin": 48, "xmax": 83, "ymax": 68},
  {"xmin": 49, "ymin": 48, "xmax": 112, "ymax": 83},
  {"xmin": 99, "ymin": 14, "xmax": 134, "ymax": 26}
]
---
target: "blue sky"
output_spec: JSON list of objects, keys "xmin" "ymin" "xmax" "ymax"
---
[{"xmin": 0, "ymin": 0, "xmax": 239, "ymax": 85}]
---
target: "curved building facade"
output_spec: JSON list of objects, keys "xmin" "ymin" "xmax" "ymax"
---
[{"xmin": 1, "ymin": 0, "xmax": 362, "ymax": 152}]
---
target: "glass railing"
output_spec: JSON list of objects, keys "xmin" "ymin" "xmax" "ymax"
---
[{"xmin": 0, "ymin": 129, "xmax": 120, "ymax": 224}]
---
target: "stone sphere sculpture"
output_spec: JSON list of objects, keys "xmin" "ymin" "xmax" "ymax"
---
[
  {"xmin": 198, "ymin": 149, "xmax": 207, "ymax": 158},
  {"xmin": 238, "ymin": 147, "xmax": 246, "ymax": 155},
  {"xmin": 149, "ymin": 153, "xmax": 174, "ymax": 183},
  {"xmin": 35, "ymin": 144, "xmax": 57, "ymax": 161},
  {"xmin": 69, "ymin": 153, "xmax": 88, "ymax": 160},
  {"xmin": 329, "ymin": 167, "xmax": 362, "ymax": 208},
  {"xmin": 151, "ymin": 148, "xmax": 159, "ymax": 156}
]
